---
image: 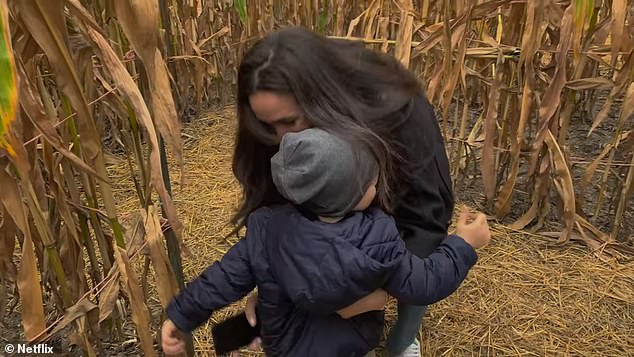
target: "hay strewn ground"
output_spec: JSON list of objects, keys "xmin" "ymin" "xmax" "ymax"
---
[{"xmin": 110, "ymin": 108, "xmax": 634, "ymax": 357}]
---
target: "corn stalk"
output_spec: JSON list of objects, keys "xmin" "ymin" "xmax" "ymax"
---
[{"xmin": 1, "ymin": 0, "xmax": 187, "ymax": 355}]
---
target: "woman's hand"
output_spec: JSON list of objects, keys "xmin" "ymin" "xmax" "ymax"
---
[
  {"xmin": 336, "ymin": 289, "xmax": 388, "ymax": 319},
  {"xmin": 230, "ymin": 293, "xmax": 262, "ymax": 356},
  {"xmin": 162, "ymin": 319, "xmax": 186, "ymax": 356}
]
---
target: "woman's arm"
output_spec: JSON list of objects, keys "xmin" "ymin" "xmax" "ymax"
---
[
  {"xmin": 391, "ymin": 94, "xmax": 455, "ymax": 258},
  {"xmin": 244, "ymin": 289, "xmax": 389, "ymax": 321},
  {"xmin": 336, "ymin": 289, "xmax": 388, "ymax": 319}
]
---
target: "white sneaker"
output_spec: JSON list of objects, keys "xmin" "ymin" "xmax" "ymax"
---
[{"xmin": 393, "ymin": 339, "xmax": 421, "ymax": 357}]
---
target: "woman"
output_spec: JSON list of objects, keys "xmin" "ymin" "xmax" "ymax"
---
[{"xmin": 230, "ymin": 26, "xmax": 454, "ymax": 357}]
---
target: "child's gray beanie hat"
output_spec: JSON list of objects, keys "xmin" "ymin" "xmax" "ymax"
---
[{"xmin": 270, "ymin": 128, "xmax": 378, "ymax": 217}]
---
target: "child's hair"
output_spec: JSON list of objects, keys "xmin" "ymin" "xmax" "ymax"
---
[{"xmin": 270, "ymin": 128, "xmax": 378, "ymax": 217}]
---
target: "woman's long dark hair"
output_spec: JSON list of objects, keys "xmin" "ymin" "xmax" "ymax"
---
[{"xmin": 230, "ymin": 26, "xmax": 421, "ymax": 232}]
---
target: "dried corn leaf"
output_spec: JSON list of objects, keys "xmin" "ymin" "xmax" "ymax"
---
[
  {"xmin": 16, "ymin": 62, "xmax": 101, "ymax": 179},
  {"xmin": 58, "ymin": 222, "xmax": 85, "ymax": 298},
  {"xmin": 125, "ymin": 215, "xmax": 146, "ymax": 256},
  {"xmin": 98, "ymin": 266, "xmax": 121, "ymax": 324},
  {"xmin": 411, "ymin": 21, "xmax": 446, "ymax": 58},
  {"xmin": 571, "ymin": 0, "xmax": 593, "ymax": 59},
  {"xmin": 426, "ymin": 58, "xmax": 445, "ymax": 103},
  {"xmin": 16, "ymin": 0, "xmax": 125, "ymax": 250},
  {"xmin": 471, "ymin": 0, "xmax": 512, "ymax": 18},
  {"xmin": 114, "ymin": 245, "xmax": 157, "ymax": 357},
  {"xmin": 81, "ymin": 19, "xmax": 186, "ymax": 250},
  {"xmin": 141, "ymin": 205, "xmax": 179, "ymax": 308},
  {"xmin": 609, "ymin": 83, "xmax": 634, "ymax": 237},
  {"xmin": 1, "ymin": 168, "xmax": 46, "ymax": 340},
  {"xmin": 334, "ymin": 0, "xmax": 346, "ymax": 36},
  {"xmin": 346, "ymin": 8, "xmax": 365, "ymax": 37},
  {"xmin": 0, "ymin": 0, "xmax": 17, "ymax": 158},
  {"xmin": 494, "ymin": 0, "xmax": 544, "ymax": 217},
  {"xmin": 0, "ymin": 204, "xmax": 17, "ymax": 279},
  {"xmin": 581, "ymin": 136, "xmax": 619, "ymax": 188},
  {"xmin": 620, "ymin": 82, "xmax": 634, "ymax": 126},
  {"xmin": 197, "ymin": 26, "xmax": 230, "ymax": 49},
  {"xmin": 510, "ymin": 157, "xmax": 550, "ymax": 230},
  {"xmin": 16, "ymin": 231, "xmax": 46, "ymax": 341},
  {"xmin": 529, "ymin": 3, "xmax": 574, "ymax": 176},
  {"xmin": 575, "ymin": 214, "xmax": 612, "ymax": 244},
  {"xmin": 439, "ymin": 21, "xmax": 468, "ymax": 120},
  {"xmin": 482, "ymin": 50, "xmax": 503, "ymax": 201},
  {"xmin": 47, "ymin": 299, "xmax": 98, "ymax": 338},
  {"xmin": 0, "ymin": 277, "xmax": 7, "ymax": 324},
  {"xmin": 565, "ymin": 77, "xmax": 613, "ymax": 90},
  {"xmin": 590, "ymin": 50, "xmax": 633, "ymax": 134},
  {"xmin": 544, "ymin": 130, "xmax": 575, "ymax": 243},
  {"xmin": 15, "ymin": 0, "xmax": 101, "ymax": 161},
  {"xmin": 362, "ymin": 0, "xmax": 381, "ymax": 40},
  {"xmin": 611, "ymin": 0, "xmax": 627, "ymax": 66},
  {"xmin": 0, "ymin": 165, "xmax": 30, "ymax": 253},
  {"xmin": 113, "ymin": 0, "xmax": 184, "ymax": 174},
  {"xmin": 394, "ymin": 0, "xmax": 413, "ymax": 68},
  {"xmin": 612, "ymin": 150, "xmax": 634, "ymax": 238},
  {"xmin": 0, "ymin": 182, "xmax": 18, "ymax": 325}
]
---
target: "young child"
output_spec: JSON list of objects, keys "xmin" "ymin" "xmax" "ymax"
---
[{"xmin": 162, "ymin": 128, "xmax": 491, "ymax": 357}]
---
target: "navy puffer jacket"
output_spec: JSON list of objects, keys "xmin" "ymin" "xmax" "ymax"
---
[{"xmin": 167, "ymin": 205, "xmax": 477, "ymax": 356}]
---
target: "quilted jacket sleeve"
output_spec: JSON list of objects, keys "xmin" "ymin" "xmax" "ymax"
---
[
  {"xmin": 165, "ymin": 213, "xmax": 266, "ymax": 332},
  {"xmin": 383, "ymin": 232, "xmax": 478, "ymax": 305}
]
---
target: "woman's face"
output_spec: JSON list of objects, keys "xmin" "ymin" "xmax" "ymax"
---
[{"xmin": 249, "ymin": 91, "xmax": 312, "ymax": 143}]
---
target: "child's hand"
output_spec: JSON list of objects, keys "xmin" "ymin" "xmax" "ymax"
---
[
  {"xmin": 162, "ymin": 319, "xmax": 186, "ymax": 355},
  {"xmin": 455, "ymin": 208, "xmax": 491, "ymax": 249}
]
